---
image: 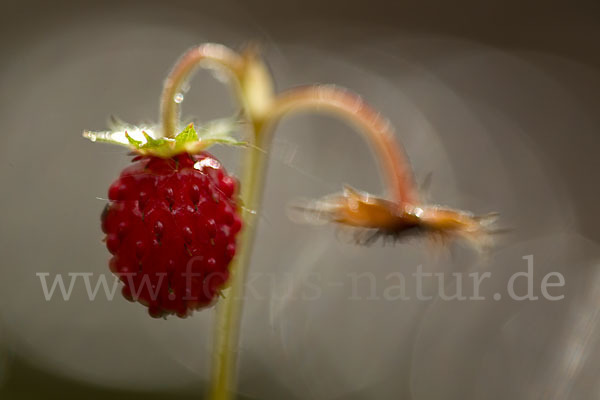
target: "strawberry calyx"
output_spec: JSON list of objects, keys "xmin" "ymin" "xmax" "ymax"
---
[{"xmin": 83, "ymin": 116, "xmax": 246, "ymax": 158}]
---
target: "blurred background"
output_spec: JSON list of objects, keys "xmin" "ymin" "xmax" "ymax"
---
[{"xmin": 1, "ymin": 0, "xmax": 600, "ymax": 399}]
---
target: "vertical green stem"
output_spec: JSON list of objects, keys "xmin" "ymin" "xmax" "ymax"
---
[
  {"xmin": 207, "ymin": 45, "xmax": 275, "ymax": 400},
  {"xmin": 209, "ymin": 126, "xmax": 270, "ymax": 400}
]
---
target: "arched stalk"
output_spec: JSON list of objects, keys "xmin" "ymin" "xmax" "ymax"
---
[
  {"xmin": 160, "ymin": 44, "xmax": 245, "ymax": 138},
  {"xmin": 266, "ymin": 85, "xmax": 418, "ymax": 205},
  {"xmin": 159, "ymin": 44, "xmax": 418, "ymax": 400}
]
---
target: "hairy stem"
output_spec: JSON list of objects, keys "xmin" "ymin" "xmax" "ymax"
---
[
  {"xmin": 208, "ymin": 49, "xmax": 274, "ymax": 400},
  {"xmin": 209, "ymin": 126, "xmax": 270, "ymax": 399},
  {"xmin": 267, "ymin": 85, "xmax": 418, "ymax": 205},
  {"xmin": 160, "ymin": 44, "xmax": 244, "ymax": 138}
]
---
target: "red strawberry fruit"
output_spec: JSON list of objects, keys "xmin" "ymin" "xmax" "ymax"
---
[{"xmin": 86, "ymin": 122, "xmax": 244, "ymax": 318}]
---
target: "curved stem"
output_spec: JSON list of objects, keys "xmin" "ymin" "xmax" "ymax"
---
[
  {"xmin": 160, "ymin": 44, "xmax": 245, "ymax": 138},
  {"xmin": 160, "ymin": 45, "xmax": 419, "ymax": 400},
  {"xmin": 209, "ymin": 84, "xmax": 420, "ymax": 400},
  {"xmin": 265, "ymin": 85, "xmax": 418, "ymax": 205},
  {"xmin": 159, "ymin": 44, "xmax": 268, "ymax": 400}
]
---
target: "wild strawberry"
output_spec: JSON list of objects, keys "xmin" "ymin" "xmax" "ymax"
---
[
  {"xmin": 87, "ymin": 122, "xmax": 244, "ymax": 318},
  {"xmin": 102, "ymin": 152, "xmax": 242, "ymax": 318}
]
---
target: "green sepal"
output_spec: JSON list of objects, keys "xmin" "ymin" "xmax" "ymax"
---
[
  {"xmin": 83, "ymin": 116, "xmax": 246, "ymax": 158},
  {"xmin": 142, "ymin": 131, "xmax": 164, "ymax": 147},
  {"xmin": 184, "ymin": 118, "xmax": 247, "ymax": 153},
  {"xmin": 124, "ymin": 132, "xmax": 143, "ymax": 147},
  {"xmin": 176, "ymin": 124, "xmax": 198, "ymax": 144}
]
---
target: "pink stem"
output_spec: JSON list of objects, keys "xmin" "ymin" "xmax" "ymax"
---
[
  {"xmin": 267, "ymin": 85, "xmax": 419, "ymax": 205},
  {"xmin": 160, "ymin": 44, "xmax": 245, "ymax": 138}
]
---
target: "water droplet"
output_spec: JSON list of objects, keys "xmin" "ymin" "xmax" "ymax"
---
[
  {"xmin": 174, "ymin": 93, "xmax": 184, "ymax": 103},
  {"xmin": 84, "ymin": 131, "xmax": 98, "ymax": 142}
]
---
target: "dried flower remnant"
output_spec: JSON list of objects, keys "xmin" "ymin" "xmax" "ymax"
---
[{"xmin": 290, "ymin": 185, "xmax": 499, "ymax": 249}]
